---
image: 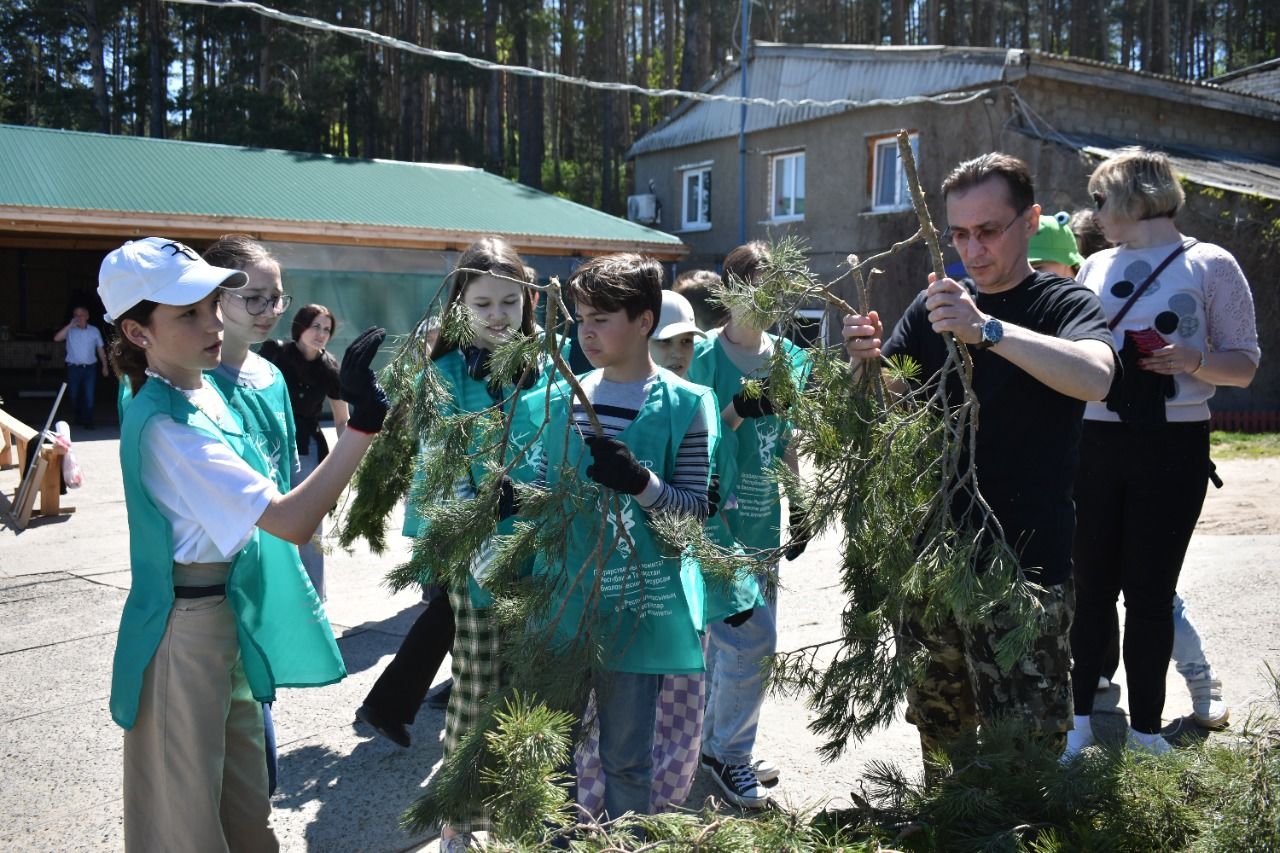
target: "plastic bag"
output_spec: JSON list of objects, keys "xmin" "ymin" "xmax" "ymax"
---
[{"xmin": 52, "ymin": 421, "xmax": 82, "ymax": 488}]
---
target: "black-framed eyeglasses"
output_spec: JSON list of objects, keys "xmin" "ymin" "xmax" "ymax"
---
[
  {"xmin": 942, "ymin": 207, "xmax": 1029, "ymax": 248},
  {"xmin": 1092, "ymin": 191, "xmax": 1107, "ymax": 210},
  {"xmin": 221, "ymin": 291, "xmax": 292, "ymax": 316}
]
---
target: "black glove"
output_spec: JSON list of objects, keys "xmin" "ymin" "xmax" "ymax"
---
[
  {"xmin": 732, "ymin": 389, "xmax": 776, "ymax": 419},
  {"xmin": 784, "ymin": 502, "xmax": 812, "ymax": 561},
  {"xmin": 706, "ymin": 473, "xmax": 721, "ymax": 519},
  {"xmin": 462, "ymin": 345, "xmax": 491, "ymax": 383},
  {"xmin": 340, "ymin": 327, "xmax": 389, "ymax": 434},
  {"xmin": 583, "ymin": 436, "xmax": 651, "ymax": 496},
  {"xmin": 724, "ymin": 607, "xmax": 754, "ymax": 627},
  {"xmin": 515, "ymin": 360, "xmax": 542, "ymax": 391},
  {"xmin": 497, "ymin": 475, "xmax": 519, "ymax": 521}
]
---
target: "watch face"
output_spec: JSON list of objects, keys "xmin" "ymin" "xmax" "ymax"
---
[{"xmin": 982, "ymin": 318, "xmax": 1003, "ymax": 347}]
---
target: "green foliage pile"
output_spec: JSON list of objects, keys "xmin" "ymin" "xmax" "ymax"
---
[{"xmin": 445, "ymin": 670, "xmax": 1280, "ymax": 851}]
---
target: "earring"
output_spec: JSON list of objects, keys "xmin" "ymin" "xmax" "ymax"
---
[{"xmin": 141, "ymin": 338, "xmax": 149, "ymax": 347}]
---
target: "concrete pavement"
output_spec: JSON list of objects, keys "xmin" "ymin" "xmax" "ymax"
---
[{"xmin": 2, "ymin": 427, "xmax": 1278, "ymax": 851}]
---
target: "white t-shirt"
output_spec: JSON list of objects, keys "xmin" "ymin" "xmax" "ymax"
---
[
  {"xmin": 139, "ymin": 379, "xmax": 279, "ymax": 563},
  {"xmin": 64, "ymin": 325, "xmax": 104, "ymax": 365},
  {"xmin": 1079, "ymin": 240, "xmax": 1261, "ymax": 423}
]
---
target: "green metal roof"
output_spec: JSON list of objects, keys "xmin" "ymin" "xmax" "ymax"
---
[{"xmin": 0, "ymin": 123, "xmax": 681, "ymax": 248}]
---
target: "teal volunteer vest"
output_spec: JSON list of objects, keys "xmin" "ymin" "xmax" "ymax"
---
[
  {"xmin": 402, "ymin": 346, "xmax": 554, "ymax": 605},
  {"xmin": 699, "ymin": 425, "xmax": 765, "ymax": 622},
  {"xmin": 533, "ymin": 369, "xmax": 720, "ymax": 674},
  {"xmin": 110, "ymin": 378, "xmax": 345, "ymax": 730},
  {"xmin": 208, "ymin": 362, "xmax": 298, "ymax": 493},
  {"xmin": 687, "ymin": 333, "xmax": 810, "ymax": 555}
]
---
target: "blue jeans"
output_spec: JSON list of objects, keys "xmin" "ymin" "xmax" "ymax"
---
[
  {"xmin": 702, "ymin": 589, "xmax": 777, "ymax": 765},
  {"xmin": 65, "ymin": 363, "xmax": 97, "ymax": 426},
  {"xmin": 1171, "ymin": 593, "xmax": 1212, "ymax": 680},
  {"xmin": 595, "ymin": 671, "xmax": 660, "ymax": 819}
]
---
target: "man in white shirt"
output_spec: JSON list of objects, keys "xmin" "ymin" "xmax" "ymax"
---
[{"xmin": 53, "ymin": 306, "xmax": 108, "ymax": 429}]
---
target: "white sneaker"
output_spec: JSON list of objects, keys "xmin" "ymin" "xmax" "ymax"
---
[
  {"xmin": 751, "ymin": 757, "xmax": 780, "ymax": 783},
  {"xmin": 439, "ymin": 832, "xmax": 475, "ymax": 853},
  {"xmin": 1186, "ymin": 673, "xmax": 1230, "ymax": 729},
  {"xmin": 1061, "ymin": 716, "xmax": 1095, "ymax": 763},
  {"xmin": 1125, "ymin": 728, "xmax": 1173, "ymax": 756}
]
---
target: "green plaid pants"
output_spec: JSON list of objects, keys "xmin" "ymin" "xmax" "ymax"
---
[{"xmin": 442, "ymin": 583, "xmax": 504, "ymax": 833}]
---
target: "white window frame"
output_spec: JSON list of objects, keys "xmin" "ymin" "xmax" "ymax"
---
[
  {"xmin": 869, "ymin": 132, "xmax": 919, "ymax": 213},
  {"xmin": 680, "ymin": 165, "xmax": 712, "ymax": 231},
  {"xmin": 768, "ymin": 150, "xmax": 806, "ymax": 222}
]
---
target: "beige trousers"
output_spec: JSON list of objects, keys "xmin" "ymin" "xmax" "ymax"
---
[{"xmin": 123, "ymin": 563, "xmax": 278, "ymax": 852}]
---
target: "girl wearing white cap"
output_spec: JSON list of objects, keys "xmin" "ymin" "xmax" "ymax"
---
[{"xmin": 99, "ymin": 237, "xmax": 388, "ymax": 851}]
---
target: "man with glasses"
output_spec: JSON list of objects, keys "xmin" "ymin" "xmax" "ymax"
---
[{"xmin": 841, "ymin": 153, "xmax": 1116, "ymax": 770}]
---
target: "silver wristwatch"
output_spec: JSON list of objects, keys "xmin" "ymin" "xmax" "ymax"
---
[{"xmin": 975, "ymin": 316, "xmax": 1004, "ymax": 350}]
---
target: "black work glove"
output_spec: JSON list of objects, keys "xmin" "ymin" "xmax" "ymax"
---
[
  {"xmin": 724, "ymin": 607, "xmax": 754, "ymax": 627},
  {"xmin": 462, "ymin": 344, "xmax": 491, "ymax": 383},
  {"xmin": 784, "ymin": 502, "xmax": 812, "ymax": 561},
  {"xmin": 706, "ymin": 473, "xmax": 722, "ymax": 519},
  {"xmin": 583, "ymin": 435, "xmax": 651, "ymax": 496},
  {"xmin": 497, "ymin": 475, "xmax": 519, "ymax": 521},
  {"xmin": 515, "ymin": 360, "xmax": 542, "ymax": 391},
  {"xmin": 340, "ymin": 327, "xmax": 389, "ymax": 434},
  {"xmin": 731, "ymin": 389, "xmax": 777, "ymax": 419}
]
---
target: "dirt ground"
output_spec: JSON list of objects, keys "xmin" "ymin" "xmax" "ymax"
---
[{"xmin": 1195, "ymin": 456, "xmax": 1280, "ymax": 535}]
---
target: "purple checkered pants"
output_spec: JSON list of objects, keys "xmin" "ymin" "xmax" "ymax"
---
[{"xmin": 574, "ymin": 672, "xmax": 706, "ymax": 815}]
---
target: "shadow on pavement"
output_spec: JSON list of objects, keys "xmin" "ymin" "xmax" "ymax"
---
[{"xmin": 275, "ymin": 730, "xmax": 443, "ymax": 852}]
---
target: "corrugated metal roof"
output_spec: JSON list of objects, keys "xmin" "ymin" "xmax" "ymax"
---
[
  {"xmin": 1025, "ymin": 128, "xmax": 1280, "ymax": 202},
  {"xmin": 628, "ymin": 44, "xmax": 1011, "ymax": 158},
  {"xmin": 0, "ymin": 124, "xmax": 681, "ymax": 247},
  {"xmin": 628, "ymin": 43, "xmax": 1280, "ymax": 159},
  {"xmin": 1211, "ymin": 58, "xmax": 1280, "ymax": 100}
]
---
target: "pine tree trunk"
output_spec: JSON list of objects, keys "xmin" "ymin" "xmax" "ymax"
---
[
  {"xmin": 148, "ymin": 0, "xmax": 164, "ymax": 138},
  {"xmin": 81, "ymin": 0, "xmax": 110, "ymax": 133},
  {"xmin": 892, "ymin": 0, "xmax": 907, "ymax": 44},
  {"xmin": 1149, "ymin": 0, "xmax": 1169, "ymax": 74},
  {"xmin": 679, "ymin": 0, "xmax": 706, "ymax": 93},
  {"xmin": 485, "ymin": 0, "xmax": 502, "ymax": 171}
]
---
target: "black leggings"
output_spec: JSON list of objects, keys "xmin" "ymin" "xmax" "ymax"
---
[
  {"xmin": 363, "ymin": 586, "xmax": 456, "ymax": 725},
  {"xmin": 1070, "ymin": 420, "xmax": 1209, "ymax": 733}
]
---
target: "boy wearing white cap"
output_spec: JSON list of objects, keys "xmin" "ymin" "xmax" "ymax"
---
[{"xmin": 101, "ymin": 237, "xmax": 388, "ymax": 851}]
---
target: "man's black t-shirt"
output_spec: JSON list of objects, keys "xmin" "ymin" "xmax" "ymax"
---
[{"xmin": 883, "ymin": 271, "xmax": 1113, "ymax": 585}]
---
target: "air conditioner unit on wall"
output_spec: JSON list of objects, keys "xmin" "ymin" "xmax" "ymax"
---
[{"xmin": 627, "ymin": 193, "xmax": 658, "ymax": 224}]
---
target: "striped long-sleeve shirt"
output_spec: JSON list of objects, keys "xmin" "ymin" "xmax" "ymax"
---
[{"xmin": 541, "ymin": 371, "xmax": 710, "ymax": 520}]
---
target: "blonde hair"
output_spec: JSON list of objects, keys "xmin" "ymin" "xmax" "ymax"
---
[{"xmin": 1089, "ymin": 148, "xmax": 1184, "ymax": 223}]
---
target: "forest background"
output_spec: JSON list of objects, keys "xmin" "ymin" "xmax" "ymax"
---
[{"xmin": 4, "ymin": 0, "xmax": 1279, "ymax": 217}]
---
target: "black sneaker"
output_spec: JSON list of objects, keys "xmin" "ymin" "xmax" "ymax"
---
[
  {"xmin": 425, "ymin": 679, "xmax": 453, "ymax": 710},
  {"xmin": 355, "ymin": 704, "xmax": 411, "ymax": 748},
  {"xmin": 701, "ymin": 753, "xmax": 767, "ymax": 808}
]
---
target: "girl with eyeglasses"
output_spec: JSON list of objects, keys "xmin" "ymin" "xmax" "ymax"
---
[
  {"xmin": 200, "ymin": 235, "xmax": 299, "ymax": 797},
  {"xmin": 260, "ymin": 303, "xmax": 349, "ymax": 600}
]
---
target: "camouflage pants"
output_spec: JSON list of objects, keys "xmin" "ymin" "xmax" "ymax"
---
[{"xmin": 900, "ymin": 580, "xmax": 1075, "ymax": 764}]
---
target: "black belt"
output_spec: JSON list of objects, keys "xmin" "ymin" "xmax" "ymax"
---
[{"xmin": 174, "ymin": 584, "xmax": 226, "ymax": 598}]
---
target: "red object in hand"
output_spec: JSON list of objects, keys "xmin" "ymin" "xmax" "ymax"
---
[{"xmin": 1127, "ymin": 328, "xmax": 1167, "ymax": 357}]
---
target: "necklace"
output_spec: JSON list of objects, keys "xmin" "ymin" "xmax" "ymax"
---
[{"xmin": 144, "ymin": 368, "xmax": 237, "ymax": 431}]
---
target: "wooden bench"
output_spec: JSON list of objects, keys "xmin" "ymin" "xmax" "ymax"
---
[{"xmin": 1, "ymin": 407, "xmax": 73, "ymax": 528}]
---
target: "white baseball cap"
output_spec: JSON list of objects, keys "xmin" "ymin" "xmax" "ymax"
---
[
  {"xmin": 98, "ymin": 237, "xmax": 248, "ymax": 323},
  {"xmin": 653, "ymin": 290, "xmax": 706, "ymax": 341}
]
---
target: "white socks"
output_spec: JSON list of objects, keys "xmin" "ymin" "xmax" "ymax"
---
[{"xmin": 1126, "ymin": 727, "xmax": 1173, "ymax": 755}]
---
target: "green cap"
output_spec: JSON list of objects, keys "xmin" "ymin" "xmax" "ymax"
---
[{"xmin": 1028, "ymin": 211, "xmax": 1084, "ymax": 268}]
